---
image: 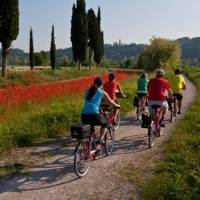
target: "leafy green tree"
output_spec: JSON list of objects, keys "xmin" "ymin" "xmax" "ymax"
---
[
  {"xmin": 125, "ymin": 59, "xmax": 133, "ymax": 67},
  {"xmin": 34, "ymin": 51, "xmax": 48, "ymax": 66},
  {"xmin": 137, "ymin": 37, "xmax": 181, "ymax": 70},
  {"xmin": 0, "ymin": 0, "xmax": 19, "ymax": 78},
  {"xmin": 40, "ymin": 51, "xmax": 48, "ymax": 66},
  {"xmin": 29, "ymin": 28, "xmax": 34, "ymax": 71},
  {"xmin": 87, "ymin": 8, "xmax": 98, "ymax": 70},
  {"xmin": 71, "ymin": 0, "xmax": 88, "ymax": 70},
  {"xmin": 50, "ymin": 25, "xmax": 56, "ymax": 70}
]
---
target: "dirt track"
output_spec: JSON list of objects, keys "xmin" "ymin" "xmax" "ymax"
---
[{"xmin": 0, "ymin": 76, "xmax": 196, "ymax": 200}]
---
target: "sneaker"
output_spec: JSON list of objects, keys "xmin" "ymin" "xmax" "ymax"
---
[{"xmin": 177, "ymin": 111, "xmax": 181, "ymax": 114}]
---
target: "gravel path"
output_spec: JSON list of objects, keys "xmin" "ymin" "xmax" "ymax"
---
[{"xmin": 0, "ymin": 76, "xmax": 196, "ymax": 200}]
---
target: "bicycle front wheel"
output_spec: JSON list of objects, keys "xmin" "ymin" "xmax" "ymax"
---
[
  {"xmin": 105, "ymin": 127, "xmax": 114, "ymax": 155},
  {"xmin": 74, "ymin": 141, "xmax": 92, "ymax": 177}
]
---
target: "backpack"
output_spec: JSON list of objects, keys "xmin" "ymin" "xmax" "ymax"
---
[{"xmin": 141, "ymin": 112, "xmax": 150, "ymax": 128}]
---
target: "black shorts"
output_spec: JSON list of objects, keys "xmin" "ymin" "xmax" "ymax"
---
[
  {"xmin": 81, "ymin": 114, "xmax": 109, "ymax": 128},
  {"xmin": 173, "ymin": 93, "xmax": 183, "ymax": 101},
  {"xmin": 137, "ymin": 93, "xmax": 147, "ymax": 98}
]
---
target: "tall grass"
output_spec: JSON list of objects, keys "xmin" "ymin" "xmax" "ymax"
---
[{"xmin": 143, "ymin": 68, "xmax": 200, "ymax": 199}]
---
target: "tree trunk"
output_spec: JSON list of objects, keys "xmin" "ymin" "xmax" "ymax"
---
[
  {"xmin": 89, "ymin": 47, "xmax": 92, "ymax": 70},
  {"xmin": 77, "ymin": 60, "xmax": 81, "ymax": 70},
  {"xmin": 2, "ymin": 48, "xmax": 9, "ymax": 78}
]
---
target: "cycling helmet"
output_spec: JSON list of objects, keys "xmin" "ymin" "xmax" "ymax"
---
[
  {"xmin": 141, "ymin": 72, "xmax": 148, "ymax": 79},
  {"xmin": 156, "ymin": 69, "xmax": 165, "ymax": 77},
  {"xmin": 94, "ymin": 77, "xmax": 103, "ymax": 87},
  {"xmin": 175, "ymin": 68, "xmax": 181, "ymax": 75},
  {"xmin": 109, "ymin": 73, "xmax": 115, "ymax": 81}
]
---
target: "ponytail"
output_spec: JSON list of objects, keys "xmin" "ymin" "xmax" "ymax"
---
[{"xmin": 87, "ymin": 85, "xmax": 98, "ymax": 100}]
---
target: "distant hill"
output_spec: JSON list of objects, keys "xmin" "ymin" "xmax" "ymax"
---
[
  {"xmin": 176, "ymin": 37, "xmax": 200, "ymax": 66},
  {"xmin": 1, "ymin": 37, "xmax": 200, "ymax": 66}
]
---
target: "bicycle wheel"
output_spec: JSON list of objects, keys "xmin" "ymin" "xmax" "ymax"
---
[
  {"xmin": 136, "ymin": 106, "xmax": 142, "ymax": 120},
  {"xmin": 105, "ymin": 127, "xmax": 114, "ymax": 155},
  {"xmin": 148, "ymin": 121, "xmax": 155, "ymax": 148},
  {"xmin": 170, "ymin": 108, "xmax": 174, "ymax": 122},
  {"xmin": 158, "ymin": 126, "xmax": 163, "ymax": 136},
  {"xmin": 113, "ymin": 110, "xmax": 120, "ymax": 131},
  {"xmin": 74, "ymin": 141, "xmax": 92, "ymax": 177}
]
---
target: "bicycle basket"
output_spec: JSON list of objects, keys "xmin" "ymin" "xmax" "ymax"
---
[
  {"xmin": 133, "ymin": 96, "xmax": 139, "ymax": 107},
  {"xmin": 71, "ymin": 124, "xmax": 91, "ymax": 140},
  {"xmin": 141, "ymin": 112, "xmax": 150, "ymax": 128}
]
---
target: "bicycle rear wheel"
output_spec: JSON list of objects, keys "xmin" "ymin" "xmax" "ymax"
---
[
  {"xmin": 113, "ymin": 110, "xmax": 120, "ymax": 131},
  {"xmin": 170, "ymin": 108, "xmax": 174, "ymax": 122},
  {"xmin": 148, "ymin": 121, "xmax": 155, "ymax": 148},
  {"xmin": 105, "ymin": 127, "xmax": 114, "ymax": 155},
  {"xmin": 74, "ymin": 141, "xmax": 92, "ymax": 177},
  {"xmin": 136, "ymin": 106, "xmax": 142, "ymax": 120}
]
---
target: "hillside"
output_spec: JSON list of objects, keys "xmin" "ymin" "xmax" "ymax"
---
[{"xmin": 1, "ymin": 36, "xmax": 200, "ymax": 66}]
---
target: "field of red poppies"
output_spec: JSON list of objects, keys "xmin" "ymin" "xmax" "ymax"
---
[
  {"xmin": 0, "ymin": 69, "xmax": 139, "ymax": 152},
  {"xmin": 0, "ymin": 70, "xmax": 130, "ymax": 108}
]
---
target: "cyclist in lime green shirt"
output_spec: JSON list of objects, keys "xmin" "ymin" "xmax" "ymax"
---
[{"xmin": 172, "ymin": 69, "xmax": 186, "ymax": 114}]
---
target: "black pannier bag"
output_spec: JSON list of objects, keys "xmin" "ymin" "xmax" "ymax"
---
[
  {"xmin": 133, "ymin": 96, "xmax": 139, "ymax": 107},
  {"xmin": 71, "ymin": 124, "xmax": 91, "ymax": 140},
  {"xmin": 141, "ymin": 112, "xmax": 150, "ymax": 128}
]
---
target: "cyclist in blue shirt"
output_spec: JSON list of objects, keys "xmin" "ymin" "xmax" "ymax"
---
[{"xmin": 82, "ymin": 77, "xmax": 120, "ymax": 142}]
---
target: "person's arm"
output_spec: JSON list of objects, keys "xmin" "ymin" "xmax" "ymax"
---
[
  {"xmin": 118, "ymin": 85, "xmax": 126, "ymax": 97},
  {"xmin": 182, "ymin": 77, "xmax": 186, "ymax": 90},
  {"xmin": 166, "ymin": 82, "xmax": 173, "ymax": 98},
  {"xmin": 103, "ymin": 91, "xmax": 120, "ymax": 108}
]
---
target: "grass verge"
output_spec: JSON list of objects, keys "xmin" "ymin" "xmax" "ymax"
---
[{"xmin": 142, "ymin": 68, "xmax": 200, "ymax": 199}]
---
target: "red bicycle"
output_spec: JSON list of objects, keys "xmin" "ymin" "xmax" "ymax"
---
[
  {"xmin": 71, "ymin": 123, "xmax": 114, "ymax": 177},
  {"xmin": 148, "ymin": 105, "xmax": 164, "ymax": 148},
  {"xmin": 100, "ymin": 93, "xmax": 126, "ymax": 131}
]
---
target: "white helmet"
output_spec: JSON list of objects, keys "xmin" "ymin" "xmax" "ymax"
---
[{"xmin": 156, "ymin": 69, "xmax": 165, "ymax": 77}]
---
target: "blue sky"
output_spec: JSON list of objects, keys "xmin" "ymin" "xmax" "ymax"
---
[{"xmin": 11, "ymin": 0, "xmax": 200, "ymax": 52}]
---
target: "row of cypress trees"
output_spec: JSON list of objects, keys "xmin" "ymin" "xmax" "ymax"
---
[
  {"xmin": 0, "ymin": 0, "xmax": 104, "ymax": 78},
  {"xmin": 29, "ymin": 25, "xmax": 56, "ymax": 71},
  {"xmin": 71, "ymin": 0, "xmax": 104, "ymax": 70}
]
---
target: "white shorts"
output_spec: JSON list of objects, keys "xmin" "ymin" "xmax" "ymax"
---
[{"xmin": 148, "ymin": 100, "xmax": 168, "ymax": 116}]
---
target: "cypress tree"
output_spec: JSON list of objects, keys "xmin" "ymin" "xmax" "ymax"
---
[
  {"xmin": 94, "ymin": 7, "xmax": 104, "ymax": 65},
  {"xmin": 50, "ymin": 25, "xmax": 56, "ymax": 70},
  {"xmin": 29, "ymin": 28, "xmax": 34, "ymax": 71},
  {"xmin": 71, "ymin": 0, "xmax": 88, "ymax": 70},
  {"xmin": 87, "ymin": 8, "xmax": 98, "ymax": 70},
  {"xmin": 0, "ymin": 0, "xmax": 19, "ymax": 78},
  {"xmin": 71, "ymin": 4, "xmax": 78, "ymax": 63}
]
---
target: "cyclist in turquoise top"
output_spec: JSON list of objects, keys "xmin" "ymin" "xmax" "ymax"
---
[
  {"xmin": 82, "ymin": 77, "xmax": 120, "ymax": 143},
  {"xmin": 136, "ymin": 73, "xmax": 149, "ymax": 112}
]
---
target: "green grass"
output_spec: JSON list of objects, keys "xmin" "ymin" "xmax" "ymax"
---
[
  {"xmin": 0, "ymin": 68, "xmax": 108, "ymax": 88},
  {"xmin": 142, "ymin": 68, "xmax": 200, "ymax": 200}
]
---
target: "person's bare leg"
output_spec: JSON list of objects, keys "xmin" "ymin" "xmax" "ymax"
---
[
  {"xmin": 100, "ymin": 127, "xmax": 107, "ymax": 141},
  {"xmin": 113, "ymin": 108, "xmax": 119, "ymax": 121}
]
